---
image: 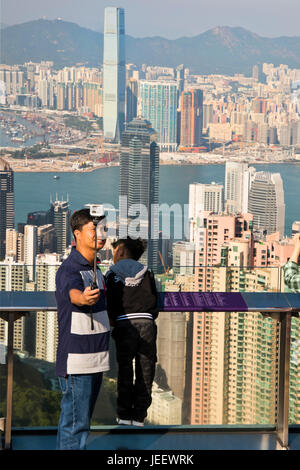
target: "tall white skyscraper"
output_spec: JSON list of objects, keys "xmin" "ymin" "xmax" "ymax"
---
[
  {"xmin": 188, "ymin": 182, "xmax": 223, "ymax": 243},
  {"xmin": 24, "ymin": 224, "xmax": 37, "ymax": 282},
  {"xmin": 225, "ymin": 162, "xmax": 255, "ymax": 215},
  {"xmin": 248, "ymin": 171, "xmax": 285, "ymax": 238},
  {"xmin": 103, "ymin": 7, "xmax": 126, "ymax": 142}
]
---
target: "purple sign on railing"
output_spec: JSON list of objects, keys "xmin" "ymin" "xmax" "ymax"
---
[{"xmin": 158, "ymin": 292, "xmax": 248, "ymax": 312}]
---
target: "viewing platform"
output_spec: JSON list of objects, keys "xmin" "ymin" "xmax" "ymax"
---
[{"xmin": 1, "ymin": 289, "xmax": 300, "ymax": 451}]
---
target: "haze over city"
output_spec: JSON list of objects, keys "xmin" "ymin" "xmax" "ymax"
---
[
  {"xmin": 2, "ymin": 0, "xmax": 300, "ymax": 38},
  {"xmin": 0, "ymin": 2, "xmax": 300, "ymax": 453}
]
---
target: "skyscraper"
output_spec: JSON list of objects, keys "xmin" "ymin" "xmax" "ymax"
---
[
  {"xmin": 0, "ymin": 158, "xmax": 14, "ymax": 260},
  {"xmin": 172, "ymin": 241, "xmax": 195, "ymax": 275},
  {"xmin": 35, "ymin": 253, "xmax": 61, "ymax": 363},
  {"xmin": 0, "ymin": 257, "xmax": 27, "ymax": 352},
  {"xmin": 139, "ymin": 80, "xmax": 178, "ymax": 152},
  {"xmin": 103, "ymin": 7, "xmax": 126, "ymax": 142},
  {"xmin": 119, "ymin": 117, "xmax": 159, "ymax": 271},
  {"xmin": 47, "ymin": 198, "xmax": 71, "ymax": 255},
  {"xmin": 180, "ymin": 89, "xmax": 203, "ymax": 147},
  {"xmin": 24, "ymin": 224, "xmax": 37, "ymax": 282},
  {"xmin": 225, "ymin": 162, "xmax": 255, "ymax": 215},
  {"xmin": 176, "ymin": 64, "xmax": 185, "ymax": 98},
  {"xmin": 188, "ymin": 182, "xmax": 223, "ymax": 243},
  {"xmin": 190, "ymin": 212, "xmax": 255, "ymax": 424},
  {"xmin": 248, "ymin": 171, "xmax": 285, "ymax": 238},
  {"xmin": 126, "ymin": 78, "xmax": 138, "ymax": 124}
]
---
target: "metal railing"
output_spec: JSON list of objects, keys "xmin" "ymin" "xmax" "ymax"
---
[{"xmin": 0, "ymin": 290, "xmax": 300, "ymax": 450}]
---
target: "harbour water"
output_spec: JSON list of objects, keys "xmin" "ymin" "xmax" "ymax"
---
[
  {"xmin": 0, "ymin": 114, "xmax": 45, "ymax": 148},
  {"xmin": 14, "ymin": 163, "xmax": 300, "ymax": 237}
]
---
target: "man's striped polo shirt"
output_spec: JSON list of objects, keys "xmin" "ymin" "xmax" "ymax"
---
[{"xmin": 55, "ymin": 247, "xmax": 110, "ymax": 377}]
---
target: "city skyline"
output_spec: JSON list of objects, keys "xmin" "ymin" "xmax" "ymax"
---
[
  {"xmin": 0, "ymin": 3, "xmax": 300, "ymax": 433},
  {"xmin": 2, "ymin": 0, "xmax": 300, "ymax": 39}
]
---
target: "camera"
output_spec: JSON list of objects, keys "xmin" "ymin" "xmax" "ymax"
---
[{"xmin": 85, "ymin": 204, "xmax": 105, "ymax": 218}]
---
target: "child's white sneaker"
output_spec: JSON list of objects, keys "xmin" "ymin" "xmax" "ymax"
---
[
  {"xmin": 116, "ymin": 418, "xmax": 132, "ymax": 425},
  {"xmin": 132, "ymin": 420, "xmax": 144, "ymax": 427}
]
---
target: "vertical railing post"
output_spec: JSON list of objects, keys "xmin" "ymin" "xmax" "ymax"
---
[
  {"xmin": 277, "ymin": 311, "xmax": 291, "ymax": 449},
  {"xmin": 4, "ymin": 313, "xmax": 14, "ymax": 450}
]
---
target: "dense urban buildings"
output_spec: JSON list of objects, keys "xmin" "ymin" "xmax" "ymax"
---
[{"xmin": 1, "ymin": 7, "xmax": 300, "ymax": 430}]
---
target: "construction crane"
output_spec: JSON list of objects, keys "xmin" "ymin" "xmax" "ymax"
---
[{"xmin": 158, "ymin": 251, "xmax": 170, "ymax": 275}]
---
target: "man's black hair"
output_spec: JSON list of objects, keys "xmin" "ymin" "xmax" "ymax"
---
[
  {"xmin": 112, "ymin": 237, "xmax": 147, "ymax": 261},
  {"xmin": 70, "ymin": 208, "xmax": 105, "ymax": 237}
]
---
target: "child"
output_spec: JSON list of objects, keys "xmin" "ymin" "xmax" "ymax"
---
[{"xmin": 105, "ymin": 237, "xmax": 159, "ymax": 426}]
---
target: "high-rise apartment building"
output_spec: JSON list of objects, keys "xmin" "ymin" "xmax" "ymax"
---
[
  {"xmin": 103, "ymin": 7, "xmax": 126, "ymax": 142},
  {"xmin": 37, "ymin": 224, "xmax": 56, "ymax": 254},
  {"xmin": 119, "ymin": 117, "xmax": 159, "ymax": 271},
  {"xmin": 5, "ymin": 228, "xmax": 24, "ymax": 262},
  {"xmin": 0, "ymin": 158, "xmax": 14, "ymax": 260},
  {"xmin": 176, "ymin": 64, "xmax": 185, "ymax": 98},
  {"xmin": 189, "ymin": 182, "xmax": 223, "ymax": 242},
  {"xmin": 180, "ymin": 89, "xmax": 203, "ymax": 147},
  {"xmin": 191, "ymin": 212, "xmax": 254, "ymax": 424},
  {"xmin": 172, "ymin": 241, "xmax": 195, "ymax": 275},
  {"xmin": 0, "ymin": 257, "xmax": 26, "ymax": 351},
  {"xmin": 210, "ymin": 243, "xmax": 279, "ymax": 426},
  {"xmin": 203, "ymin": 103, "xmax": 214, "ymax": 131},
  {"xmin": 248, "ymin": 171, "xmax": 285, "ymax": 238},
  {"xmin": 24, "ymin": 224, "xmax": 38, "ymax": 282},
  {"xmin": 126, "ymin": 78, "xmax": 138, "ymax": 124},
  {"xmin": 147, "ymin": 383, "xmax": 182, "ymax": 425},
  {"xmin": 47, "ymin": 198, "xmax": 71, "ymax": 255},
  {"xmin": 56, "ymin": 83, "xmax": 66, "ymax": 111},
  {"xmin": 139, "ymin": 80, "xmax": 178, "ymax": 152},
  {"xmin": 35, "ymin": 253, "xmax": 61, "ymax": 363},
  {"xmin": 5, "ymin": 228, "xmax": 18, "ymax": 259},
  {"xmin": 225, "ymin": 162, "xmax": 255, "ymax": 215}
]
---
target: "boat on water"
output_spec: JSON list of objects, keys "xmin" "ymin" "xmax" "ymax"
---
[{"xmin": 53, "ymin": 175, "xmax": 60, "ymax": 179}]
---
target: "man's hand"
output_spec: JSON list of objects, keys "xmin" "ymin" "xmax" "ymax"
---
[{"xmin": 70, "ymin": 287, "xmax": 100, "ymax": 307}]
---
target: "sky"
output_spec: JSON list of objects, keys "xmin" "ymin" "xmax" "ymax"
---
[{"xmin": 1, "ymin": 0, "xmax": 300, "ymax": 39}]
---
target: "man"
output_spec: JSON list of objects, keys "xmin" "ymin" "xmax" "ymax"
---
[
  {"xmin": 284, "ymin": 233, "xmax": 300, "ymax": 292},
  {"xmin": 55, "ymin": 208, "xmax": 110, "ymax": 450}
]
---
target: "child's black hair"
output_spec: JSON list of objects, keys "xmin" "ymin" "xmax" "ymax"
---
[{"xmin": 112, "ymin": 237, "xmax": 147, "ymax": 261}]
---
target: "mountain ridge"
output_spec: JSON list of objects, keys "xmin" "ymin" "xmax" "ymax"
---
[{"xmin": 1, "ymin": 19, "xmax": 300, "ymax": 74}]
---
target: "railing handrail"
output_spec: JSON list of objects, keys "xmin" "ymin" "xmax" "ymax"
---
[
  {"xmin": 1, "ymin": 290, "xmax": 299, "ymax": 450},
  {"xmin": 1, "ymin": 290, "xmax": 300, "ymax": 313}
]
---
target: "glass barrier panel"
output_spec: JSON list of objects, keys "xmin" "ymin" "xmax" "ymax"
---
[{"xmin": 0, "ymin": 264, "xmax": 299, "ymax": 430}]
